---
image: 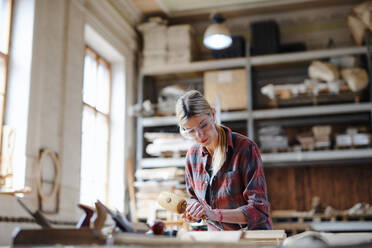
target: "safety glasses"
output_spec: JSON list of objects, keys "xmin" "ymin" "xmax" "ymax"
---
[{"xmin": 180, "ymin": 115, "xmax": 214, "ymax": 139}]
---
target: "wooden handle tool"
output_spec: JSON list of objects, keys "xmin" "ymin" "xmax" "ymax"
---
[
  {"xmin": 76, "ymin": 204, "xmax": 95, "ymax": 228},
  {"xmin": 93, "ymin": 201, "xmax": 107, "ymax": 230},
  {"xmin": 158, "ymin": 191, "xmax": 208, "ymax": 223},
  {"xmin": 157, "ymin": 192, "xmax": 187, "ymax": 214}
]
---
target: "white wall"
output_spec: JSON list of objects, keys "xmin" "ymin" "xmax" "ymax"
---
[{"xmin": 0, "ymin": 0, "xmax": 137, "ymax": 245}]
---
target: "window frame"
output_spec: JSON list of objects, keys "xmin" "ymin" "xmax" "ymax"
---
[
  {"xmin": 0, "ymin": 0, "xmax": 13, "ymax": 189},
  {"xmin": 81, "ymin": 46, "xmax": 112, "ymax": 205}
]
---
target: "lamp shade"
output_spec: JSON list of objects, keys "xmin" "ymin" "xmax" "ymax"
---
[
  {"xmin": 203, "ymin": 13, "xmax": 232, "ymax": 50},
  {"xmin": 203, "ymin": 23, "xmax": 232, "ymax": 50}
]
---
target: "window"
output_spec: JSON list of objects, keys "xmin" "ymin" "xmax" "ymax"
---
[
  {"xmin": 0, "ymin": 0, "xmax": 13, "ymax": 189},
  {"xmin": 80, "ymin": 47, "xmax": 111, "ymax": 206}
]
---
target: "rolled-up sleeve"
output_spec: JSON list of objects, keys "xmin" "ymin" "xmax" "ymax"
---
[
  {"xmin": 185, "ymin": 148, "xmax": 198, "ymax": 201},
  {"xmin": 238, "ymin": 144, "xmax": 273, "ymax": 230}
]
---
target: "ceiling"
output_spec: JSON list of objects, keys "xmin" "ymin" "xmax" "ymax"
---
[{"xmin": 131, "ymin": 0, "xmax": 360, "ymax": 21}]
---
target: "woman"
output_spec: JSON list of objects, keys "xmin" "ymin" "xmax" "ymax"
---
[{"xmin": 175, "ymin": 90, "xmax": 272, "ymax": 231}]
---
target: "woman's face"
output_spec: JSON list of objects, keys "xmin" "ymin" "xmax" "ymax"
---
[{"xmin": 182, "ymin": 114, "xmax": 218, "ymax": 147}]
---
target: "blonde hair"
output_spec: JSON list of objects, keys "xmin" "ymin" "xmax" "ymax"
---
[{"xmin": 176, "ymin": 90, "xmax": 226, "ymax": 176}]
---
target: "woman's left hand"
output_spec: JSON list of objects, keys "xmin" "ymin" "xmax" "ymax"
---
[
  {"xmin": 185, "ymin": 199, "xmax": 207, "ymax": 220},
  {"xmin": 185, "ymin": 199, "xmax": 221, "ymax": 222}
]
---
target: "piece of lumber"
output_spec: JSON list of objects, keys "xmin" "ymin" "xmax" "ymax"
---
[
  {"xmin": 13, "ymin": 228, "xmax": 106, "ymax": 246},
  {"xmin": 114, "ymin": 232, "xmax": 258, "ymax": 247},
  {"xmin": 354, "ymin": 1, "xmax": 372, "ymax": 29},
  {"xmin": 241, "ymin": 230, "xmax": 286, "ymax": 246},
  {"xmin": 0, "ymin": 187, "xmax": 31, "ymax": 195},
  {"xmin": 347, "ymin": 14, "xmax": 366, "ymax": 46},
  {"xmin": 178, "ymin": 230, "xmax": 243, "ymax": 243},
  {"xmin": 126, "ymin": 157, "xmax": 137, "ymax": 222},
  {"xmin": 242, "ymin": 230, "xmax": 286, "ymax": 240}
]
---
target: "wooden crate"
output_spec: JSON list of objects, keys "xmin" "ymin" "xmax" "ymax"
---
[{"xmin": 204, "ymin": 69, "xmax": 247, "ymax": 111}]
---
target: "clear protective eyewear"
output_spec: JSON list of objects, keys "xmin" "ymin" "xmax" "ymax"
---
[{"xmin": 180, "ymin": 115, "xmax": 214, "ymax": 139}]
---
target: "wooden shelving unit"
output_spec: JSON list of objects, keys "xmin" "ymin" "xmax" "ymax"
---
[
  {"xmin": 136, "ymin": 45, "xmax": 372, "ymax": 168},
  {"xmin": 141, "ymin": 47, "xmax": 367, "ymax": 76}
]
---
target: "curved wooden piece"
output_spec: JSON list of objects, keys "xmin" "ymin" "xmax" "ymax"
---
[
  {"xmin": 36, "ymin": 149, "xmax": 61, "ymax": 202},
  {"xmin": 157, "ymin": 192, "xmax": 186, "ymax": 214},
  {"xmin": 77, "ymin": 203, "xmax": 95, "ymax": 228}
]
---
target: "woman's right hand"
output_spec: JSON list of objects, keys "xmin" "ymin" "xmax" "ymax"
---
[{"xmin": 182, "ymin": 199, "xmax": 206, "ymax": 222}]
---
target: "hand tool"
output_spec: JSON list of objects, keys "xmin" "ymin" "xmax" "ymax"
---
[
  {"xmin": 16, "ymin": 197, "xmax": 52, "ymax": 228},
  {"xmin": 96, "ymin": 200, "xmax": 136, "ymax": 232}
]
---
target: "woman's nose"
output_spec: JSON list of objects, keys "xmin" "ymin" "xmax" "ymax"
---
[{"xmin": 196, "ymin": 128, "xmax": 204, "ymax": 138}]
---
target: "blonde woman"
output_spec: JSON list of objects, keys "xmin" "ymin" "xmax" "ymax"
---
[{"xmin": 176, "ymin": 90, "xmax": 272, "ymax": 231}]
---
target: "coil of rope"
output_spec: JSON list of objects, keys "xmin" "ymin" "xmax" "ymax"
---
[{"xmin": 36, "ymin": 149, "xmax": 61, "ymax": 202}]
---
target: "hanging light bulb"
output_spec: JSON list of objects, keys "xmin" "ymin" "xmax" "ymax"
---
[{"xmin": 203, "ymin": 13, "xmax": 232, "ymax": 50}]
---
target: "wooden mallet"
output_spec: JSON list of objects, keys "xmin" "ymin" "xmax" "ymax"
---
[
  {"xmin": 157, "ymin": 192, "xmax": 187, "ymax": 214},
  {"xmin": 157, "ymin": 192, "xmax": 190, "ymax": 231}
]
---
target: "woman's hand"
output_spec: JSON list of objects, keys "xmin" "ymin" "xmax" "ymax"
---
[
  {"xmin": 182, "ymin": 198, "xmax": 222, "ymax": 222},
  {"xmin": 182, "ymin": 199, "xmax": 206, "ymax": 222}
]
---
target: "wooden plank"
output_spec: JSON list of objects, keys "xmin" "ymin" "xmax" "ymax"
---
[
  {"xmin": 303, "ymin": 167, "xmax": 312, "ymax": 213},
  {"xmin": 141, "ymin": 47, "xmax": 367, "ymax": 75},
  {"xmin": 262, "ymin": 149, "xmax": 372, "ymax": 163},
  {"xmin": 242, "ymin": 230, "xmax": 286, "ymax": 240},
  {"xmin": 288, "ymin": 168, "xmax": 298, "ymax": 210},
  {"xmin": 178, "ymin": 231, "xmax": 243, "ymax": 242},
  {"xmin": 311, "ymin": 221, "xmax": 372, "ymax": 232},
  {"xmin": 253, "ymin": 103, "xmax": 372, "ymax": 120},
  {"xmin": 363, "ymin": 165, "xmax": 372, "ymax": 204},
  {"xmin": 114, "ymin": 233, "xmax": 261, "ymax": 247},
  {"xmin": 13, "ymin": 229, "xmax": 106, "ymax": 245},
  {"xmin": 293, "ymin": 167, "xmax": 306, "ymax": 211},
  {"xmin": 271, "ymin": 210, "xmax": 372, "ymax": 219},
  {"xmin": 265, "ymin": 164, "xmax": 372, "ymax": 211},
  {"xmin": 142, "ymin": 57, "xmax": 247, "ymax": 76},
  {"xmin": 265, "ymin": 167, "xmax": 295, "ymax": 210},
  {"xmin": 251, "ymin": 46, "xmax": 367, "ymax": 66},
  {"xmin": 126, "ymin": 157, "xmax": 137, "ymax": 221}
]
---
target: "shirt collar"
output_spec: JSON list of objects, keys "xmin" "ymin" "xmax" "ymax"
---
[{"xmin": 200, "ymin": 125, "xmax": 234, "ymax": 156}]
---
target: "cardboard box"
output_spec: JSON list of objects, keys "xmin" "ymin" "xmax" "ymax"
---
[{"xmin": 203, "ymin": 69, "xmax": 247, "ymax": 110}]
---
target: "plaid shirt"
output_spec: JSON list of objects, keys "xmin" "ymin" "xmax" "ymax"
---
[{"xmin": 185, "ymin": 126, "xmax": 273, "ymax": 231}]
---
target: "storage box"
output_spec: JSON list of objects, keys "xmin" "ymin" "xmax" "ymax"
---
[
  {"xmin": 250, "ymin": 20, "xmax": 280, "ymax": 55},
  {"xmin": 167, "ymin": 24, "xmax": 197, "ymax": 64},
  {"xmin": 203, "ymin": 69, "xmax": 247, "ymax": 111},
  {"xmin": 336, "ymin": 134, "xmax": 352, "ymax": 147},
  {"xmin": 352, "ymin": 133, "xmax": 371, "ymax": 146}
]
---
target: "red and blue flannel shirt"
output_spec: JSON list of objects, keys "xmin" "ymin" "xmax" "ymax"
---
[{"xmin": 185, "ymin": 126, "xmax": 273, "ymax": 231}]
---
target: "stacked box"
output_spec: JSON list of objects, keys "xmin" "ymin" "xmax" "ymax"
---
[
  {"xmin": 138, "ymin": 19, "xmax": 168, "ymax": 67},
  {"xmin": 258, "ymin": 126, "xmax": 288, "ymax": 151},
  {"xmin": 167, "ymin": 24, "xmax": 196, "ymax": 64},
  {"xmin": 312, "ymin": 125, "xmax": 332, "ymax": 149}
]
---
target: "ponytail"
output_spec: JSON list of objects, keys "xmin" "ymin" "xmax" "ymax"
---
[{"xmin": 212, "ymin": 124, "xmax": 227, "ymax": 176}]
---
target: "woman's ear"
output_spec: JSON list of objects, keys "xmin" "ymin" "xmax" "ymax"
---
[{"xmin": 211, "ymin": 108, "xmax": 216, "ymax": 122}]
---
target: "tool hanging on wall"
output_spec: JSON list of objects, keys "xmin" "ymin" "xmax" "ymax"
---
[
  {"xmin": 36, "ymin": 148, "xmax": 61, "ymax": 214},
  {"xmin": 16, "ymin": 197, "xmax": 52, "ymax": 228}
]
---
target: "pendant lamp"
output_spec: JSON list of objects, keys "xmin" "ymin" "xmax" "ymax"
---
[{"xmin": 203, "ymin": 13, "xmax": 232, "ymax": 50}]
